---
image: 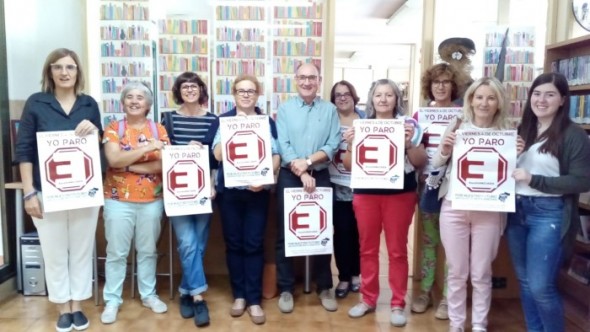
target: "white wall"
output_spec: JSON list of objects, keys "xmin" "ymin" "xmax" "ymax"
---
[{"xmin": 4, "ymin": 0, "xmax": 85, "ymax": 100}]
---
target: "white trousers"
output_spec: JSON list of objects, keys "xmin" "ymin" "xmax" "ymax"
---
[{"xmin": 32, "ymin": 196, "xmax": 99, "ymax": 304}]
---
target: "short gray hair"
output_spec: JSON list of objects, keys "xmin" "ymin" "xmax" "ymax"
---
[{"xmin": 120, "ymin": 82, "xmax": 154, "ymax": 113}]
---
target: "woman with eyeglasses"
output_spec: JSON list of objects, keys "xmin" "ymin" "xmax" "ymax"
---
[
  {"xmin": 101, "ymin": 82, "xmax": 170, "ymax": 325},
  {"xmin": 205, "ymin": 74, "xmax": 280, "ymax": 325},
  {"xmin": 160, "ymin": 71, "xmax": 217, "ymax": 327},
  {"xmin": 411, "ymin": 63, "xmax": 466, "ymax": 319},
  {"xmin": 328, "ymin": 81, "xmax": 365, "ymax": 299},
  {"xmin": 15, "ymin": 48, "xmax": 102, "ymax": 332}
]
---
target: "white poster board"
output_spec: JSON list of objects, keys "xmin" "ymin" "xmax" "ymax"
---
[
  {"xmin": 219, "ymin": 115, "xmax": 274, "ymax": 187},
  {"xmin": 328, "ymin": 127, "xmax": 350, "ymax": 186},
  {"xmin": 37, "ymin": 131, "xmax": 104, "ymax": 212},
  {"xmin": 451, "ymin": 130, "xmax": 517, "ymax": 212},
  {"xmin": 416, "ymin": 107, "xmax": 463, "ymax": 173},
  {"xmin": 283, "ymin": 187, "xmax": 333, "ymax": 257},
  {"xmin": 350, "ymin": 119, "xmax": 405, "ymax": 189},
  {"xmin": 162, "ymin": 145, "xmax": 212, "ymax": 216}
]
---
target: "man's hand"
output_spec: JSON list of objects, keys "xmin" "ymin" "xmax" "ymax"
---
[
  {"xmin": 290, "ymin": 159, "xmax": 309, "ymax": 176},
  {"xmin": 300, "ymin": 172, "xmax": 316, "ymax": 193}
]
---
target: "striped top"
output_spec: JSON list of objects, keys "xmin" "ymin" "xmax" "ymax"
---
[{"xmin": 161, "ymin": 110, "xmax": 217, "ymax": 145}]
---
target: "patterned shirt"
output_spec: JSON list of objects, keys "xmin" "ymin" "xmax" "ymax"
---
[{"xmin": 102, "ymin": 120, "xmax": 170, "ymax": 202}]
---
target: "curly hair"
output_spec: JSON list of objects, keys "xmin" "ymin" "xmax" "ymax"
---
[
  {"xmin": 171, "ymin": 72, "xmax": 209, "ymax": 105},
  {"xmin": 420, "ymin": 63, "xmax": 462, "ymax": 101}
]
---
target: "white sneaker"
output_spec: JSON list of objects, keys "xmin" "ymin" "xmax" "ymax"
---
[
  {"xmin": 278, "ymin": 292, "xmax": 294, "ymax": 313},
  {"xmin": 390, "ymin": 307, "xmax": 407, "ymax": 327},
  {"xmin": 142, "ymin": 296, "xmax": 168, "ymax": 314},
  {"xmin": 100, "ymin": 305, "xmax": 119, "ymax": 324},
  {"xmin": 348, "ymin": 302, "xmax": 375, "ymax": 318}
]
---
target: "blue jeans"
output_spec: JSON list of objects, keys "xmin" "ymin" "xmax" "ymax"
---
[
  {"xmin": 170, "ymin": 213, "xmax": 212, "ymax": 296},
  {"xmin": 103, "ymin": 199, "xmax": 163, "ymax": 306},
  {"xmin": 507, "ymin": 195, "xmax": 564, "ymax": 332},
  {"xmin": 275, "ymin": 168, "xmax": 333, "ymax": 294},
  {"xmin": 217, "ymin": 189, "xmax": 270, "ymax": 305}
]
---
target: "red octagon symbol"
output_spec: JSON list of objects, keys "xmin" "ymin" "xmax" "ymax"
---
[
  {"xmin": 166, "ymin": 160, "xmax": 205, "ymax": 200},
  {"xmin": 225, "ymin": 130, "xmax": 266, "ymax": 170},
  {"xmin": 331, "ymin": 143, "xmax": 349, "ymax": 174},
  {"xmin": 457, "ymin": 147, "xmax": 507, "ymax": 193},
  {"xmin": 44, "ymin": 147, "xmax": 94, "ymax": 192},
  {"xmin": 354, "ymin": 134, "xmax": 397, "ymax": 175},
  {"xmin": 288, "ymin": 201, "xmax": 327, "ymax": 240}
]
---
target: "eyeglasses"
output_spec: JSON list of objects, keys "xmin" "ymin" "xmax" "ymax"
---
[
  {"xmin": 181, "ymin": 84, "xmax": 200, "ymax": 91},
  {"xmin": 296, "ymin": 75, "xmax": 318, "ymax": 82},
  {"xmin": 432, "ymin": 80, "xmax": 452, "ymax": 86},
  {"xmin": 50, "ymin": 64, "xmax": 77, "ymax": 72},
  {"xmin": 236, "ymin": 89, "xmax": 257, "ymax": 96},
  {"xmin": 335, "ymin": 92, "xmax": 352, "ymax": 99}
]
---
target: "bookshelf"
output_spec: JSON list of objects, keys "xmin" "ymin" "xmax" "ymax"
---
[
  {"xmin": 213, "ymin": 4, "xmax": 268, "ymax": 115},
  {"xmin": 483, "ymin": 27, "xmax": 536, "ymax": 126},
  {"xmin": 157, "ymin": 18, "xmax": 209, "ymax": 114},
  {"xmin": 545, "ymin": 34, "xmax": 590, "ymax": 332},
  {"xmin": 545, "ymin": 34, "xmax": 590, "ymax": 124},
  {"xmin": 99, "ymin": 0, "xmax": 156, "ymax": 126},
  {"xmin": 271, "ymin": 1, "xmax": 325, "ymax": 116}
]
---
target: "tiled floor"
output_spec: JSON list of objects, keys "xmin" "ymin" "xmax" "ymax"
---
[{"xmin": 1, "ymin": 273, "xmax": 570, "ymax": 332}]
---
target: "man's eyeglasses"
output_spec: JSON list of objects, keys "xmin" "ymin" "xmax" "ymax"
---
[
  {"xmin": 335, "ymin": 92, "xmax": 352, "ymax": 99},
  {"xmin": 432, "ymin": 80, "xmax": 452, "ymax": 87},
  {"xmin": 296, "ymin": 75, "xmax": 318, "ymax": 82},
  {"xmin": 50, "ymin": 64, "xmax": 77, "ymax": 72},
  {"xmin": 236, "ymin": 89, "xmax": 257, "ymax": 96},
  {"xmin": 181, "ymin": 84, "xmax": 200, "ymax": 91}
]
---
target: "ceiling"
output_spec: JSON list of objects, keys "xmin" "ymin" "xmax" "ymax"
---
[{"xmin": 333, "ymin": 0, "xmax": 423, "ymax": 67}]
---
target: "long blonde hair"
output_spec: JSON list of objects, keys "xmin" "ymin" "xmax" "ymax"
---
[{"xmin": 461, "ymin": 77, "xmax": 510, "ymax": 129}]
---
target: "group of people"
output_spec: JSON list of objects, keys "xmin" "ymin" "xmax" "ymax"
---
[{"xmin": 14, "ymin": 47, "xmax": 590, "ymax": 332}]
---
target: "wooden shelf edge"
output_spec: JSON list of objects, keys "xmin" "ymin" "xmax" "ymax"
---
[
  {"xmin": 570, "ymin": 84, "xmax": 590, "ymax": 92},
  {"xmin": 546, "ymin": 35, "xmax": 590, "ymax": 50}
]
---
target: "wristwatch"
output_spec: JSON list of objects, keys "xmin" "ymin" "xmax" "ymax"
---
[{"xmin": 306, "ymin": 158, "xmax": 312, "ymax": 166}]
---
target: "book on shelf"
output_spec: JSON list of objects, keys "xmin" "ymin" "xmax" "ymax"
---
[
  {"xmin": 567, "ymin": 253, "xmax": 590, "ymax": 284},
  {"xmin": 569, "ymin": 95, "xmax": 590, "ymax": 123},
  {"xmin": 550, "ymin": 55, "xmax": 590, "ymax": 86}
]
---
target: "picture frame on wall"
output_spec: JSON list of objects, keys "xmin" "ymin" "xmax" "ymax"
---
[{"xmin": 10, "ymin": 119, "xmax": 20, "ymax": 144}]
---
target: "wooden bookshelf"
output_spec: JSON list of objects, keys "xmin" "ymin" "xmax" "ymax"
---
[
  {"xmin": 157, "ymin": 18, "xmax": 209, "ymax": 115},
  {"xmin": 98, "ymin": 0, "xmax": 155, "ymax": 126},
  {"xmin": 547, "ymin": 35, "xmax": 590, "ymax": 331}
]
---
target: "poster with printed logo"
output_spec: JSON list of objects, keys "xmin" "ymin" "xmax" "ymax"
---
[
  {"xmin": 162, "ymin": 145, "xmax": 212, "ymax": 216},
  {"xmin": 37, "ymin": 131, "xmax": 104, "ymax": 212},
  {"xmin": 283, "ymin": 187, "xmax": 333, "ymax": 257},
  {"xmin": 416, "ymin": 107, "xmax": 463, "ymax": 173},
  {"xmin": 219, "ymin": 115, "xmax": 274, "ymax": 187},
  {"xmin": 451, "ymin": 130, "xmax": 517, "ymax": 212},
  {"xmin": 328, "ymin": 127, "xmax": 351, "ymax": 186},
  {"xmin": 350, "ymin": 119, "xmax": 405, "ymax": 189}
]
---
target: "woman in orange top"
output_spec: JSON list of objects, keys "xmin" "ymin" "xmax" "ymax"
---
[{"xmin": 100, "ymin": 82, "xmax": 170, "ymax": 325}]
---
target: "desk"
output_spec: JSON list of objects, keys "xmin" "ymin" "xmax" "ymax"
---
[{"xmin": 5, "ymin": 182, "xmax": 23, "ymax": 291}]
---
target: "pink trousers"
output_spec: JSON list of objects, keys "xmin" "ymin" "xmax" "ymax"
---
[{"xmin": 439, "ymin": 199, "xmax": 505, "ymax": 330}]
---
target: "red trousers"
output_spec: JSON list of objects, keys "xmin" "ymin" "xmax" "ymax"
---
[{"xmin": 352, "ymin": 191, "xmax": 417, "ymax": 308}]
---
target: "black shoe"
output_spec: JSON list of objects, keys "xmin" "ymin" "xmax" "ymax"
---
[
  {"xmin": 56, "ymin": 313, "xmax": 73, "ymax": 332},
  {"xmin": 335, "ymin": 287, "xmax": 350, "ymax": 298},
  {"xmin": 71, "ymin": 311, "xmax": 89, "ymax": 331},
  {"xmin": 180, "ymin": 294, "xmax": 195, "ymax": 319},
  {"xmin": 193, "ymin": 300, "xmax": 210, "ymax": 327}
]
